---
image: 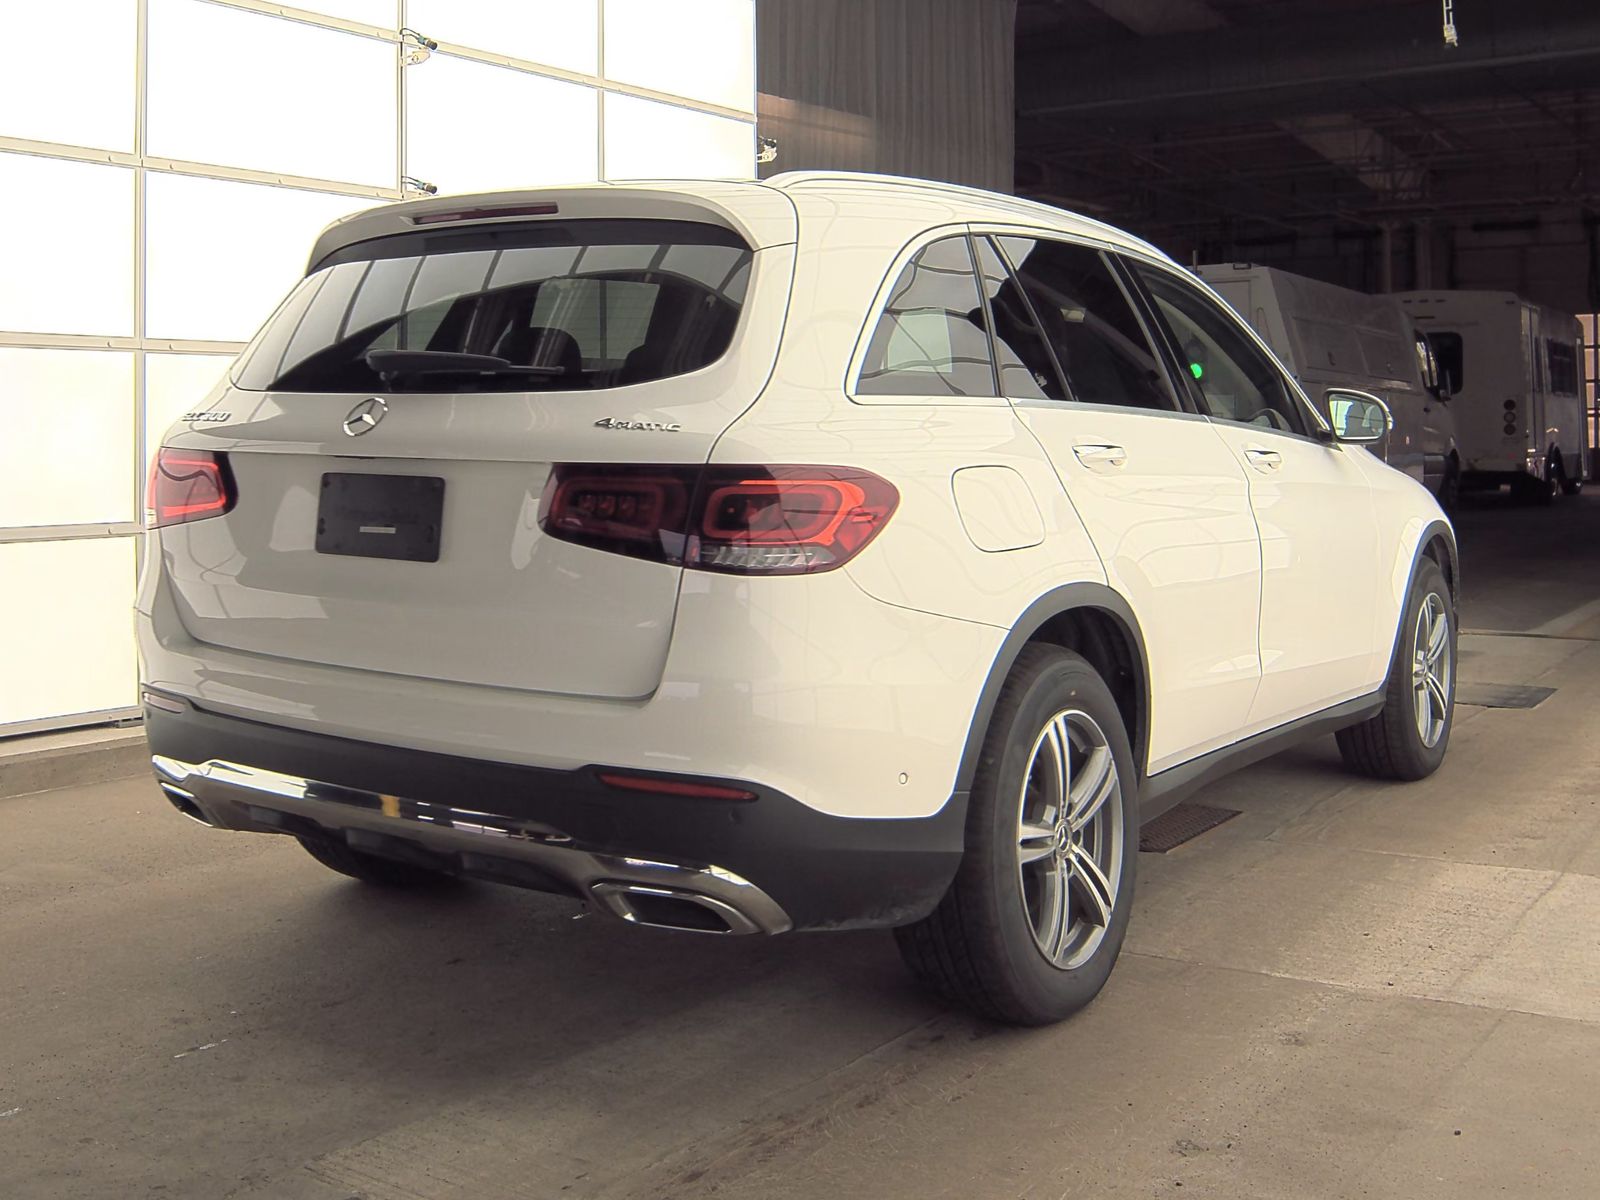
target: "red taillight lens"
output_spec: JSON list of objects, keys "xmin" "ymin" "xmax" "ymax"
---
[
  {"xmin": 690, "ymin": 469, "xmax": 896, "ymax": 573},
  {"xmin": 147, "ymin": 448, "xmax": 235, "ymax": 527},
  {"xmin": 540, "ymin": 465, "xmax": 898, "ymax": 575},
  {"xmin": 542, "ymin": 466, "xmax": 696, "ymax": 559}
]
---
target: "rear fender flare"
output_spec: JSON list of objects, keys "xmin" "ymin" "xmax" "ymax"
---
[{"xmin": 952, "ymin": 584, "xmax": 1152, "ymax": 797}]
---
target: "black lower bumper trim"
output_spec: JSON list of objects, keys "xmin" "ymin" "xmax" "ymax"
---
[{"xmin": 143, "ymin": 699, "xmax": 966, "ymax": 931}]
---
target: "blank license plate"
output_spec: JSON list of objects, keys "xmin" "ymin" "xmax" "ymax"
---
[{"xmin": 316, "ymin": 473, "xmax": 444, "ymax": 563}]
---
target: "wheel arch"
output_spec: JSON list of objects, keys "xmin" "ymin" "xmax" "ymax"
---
[
  {"xmin": 1383, "ymin": 518, "xmax": 1460, "ymax": 677},
  {"xmin": 953, "ymin": 584, "xmax": 1152, "ymax": 796},
  {"xmin": 1417, "ymin": 518, "xmax": 1460, "ymax": 605}
]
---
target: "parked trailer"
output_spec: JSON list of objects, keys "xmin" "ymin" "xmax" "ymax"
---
[
  {"xmin": 1397, "ymin": 290, "xmax": 1586, "ymax": 502},
  {"xmin": 1200, "ymin": 263, "xmax": 1459, "ymax": 504}
]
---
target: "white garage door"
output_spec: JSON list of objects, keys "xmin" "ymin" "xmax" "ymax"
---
[{"xmin": 0, "ymin": 0, "xmax": 755, "ymax": 736}]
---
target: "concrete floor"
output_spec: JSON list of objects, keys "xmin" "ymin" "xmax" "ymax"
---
[{"xmin": 5, "ymin": 490, "xmax": 1600, "ymax": 1200}]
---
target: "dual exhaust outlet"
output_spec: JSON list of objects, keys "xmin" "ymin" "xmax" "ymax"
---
[
  {"xmin": 589, "ymin": 881, "xmax": 765, "ymax": 935},
  {"xmin": 154, "ymin": 765, "xmax": 780, "ymax": 936}
]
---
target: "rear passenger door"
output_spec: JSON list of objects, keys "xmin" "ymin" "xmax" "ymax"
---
[
  {"xmin": 977, "ymin": 233, "xmax": 1263, "ymax": 774},
  {"xmin": 1124, "ymin": 260, "xmax": 1385, "ymax": 728}
]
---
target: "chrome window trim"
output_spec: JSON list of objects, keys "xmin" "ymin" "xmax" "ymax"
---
[{"xmin": 1008, "ymin": 397, "xmax": 1212, "ymax": 425}]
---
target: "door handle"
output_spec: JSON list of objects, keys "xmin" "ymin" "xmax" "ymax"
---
[
  {"xmin": 1073, "ymin": 443, "xmax": 1128, "ymax": 469},
  {"xmin": 1244, "ymin": 447, "xmax": 1283, "ymax": 472}
]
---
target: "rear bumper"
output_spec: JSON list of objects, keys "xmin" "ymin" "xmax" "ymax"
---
[
  {"xmin": 144, "ymin": 698, "xmax": 966, "ymax": 933},
  {"xmin": 136, "ymin": 552, "xmax": 1003, "ymax": 824}
]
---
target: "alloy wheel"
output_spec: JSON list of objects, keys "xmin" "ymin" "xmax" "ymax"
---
[
  {"xmin": 1411, "ymin": 593, "xmax": 1452, "ymax": 748},
  {"xmin": 1015, "ymin": 709, "xmax": 1125, "ymax": 970}
]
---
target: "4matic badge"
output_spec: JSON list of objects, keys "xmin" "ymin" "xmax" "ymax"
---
[{"xmin": 593, "ymin": 417, "xmax": 682, "ymax": 432}]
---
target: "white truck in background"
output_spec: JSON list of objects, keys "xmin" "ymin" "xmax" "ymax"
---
[
  {"xmin": 1199, "ymin": 263, "xmax": 1460, "ymax": 505},
  {"xmin": 1397, "ymin": 290, "xmax": 1587, "ymax": 502}
]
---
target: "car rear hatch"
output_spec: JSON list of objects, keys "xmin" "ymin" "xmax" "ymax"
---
[{"xmin": 152, "ymin": 187, "xmax": 796, "ymax": 700}]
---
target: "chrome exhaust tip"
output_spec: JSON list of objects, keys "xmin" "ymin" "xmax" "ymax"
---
[
  {"xmin": 590, "ymin": 882, "xmax": 764, "ymax": 935},
  {"xmin": 159, "ymin": 782, "xmax": 215, "ymax": 827}
]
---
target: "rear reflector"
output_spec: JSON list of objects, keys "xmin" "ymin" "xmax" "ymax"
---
[
  {"xmin": 141, "ymin": 689, "xmax": 187, "ymax": 713},
  {"xmin": 597, "ymin": 772, "xmax": 756, "ymax": 801},
  {"xmin": 148, "ymin": 448, "xmax": 235, "ymax": 528},
  {"xmin": 541, "ymin": 464, "xmax": 898, "ymax": 575}
]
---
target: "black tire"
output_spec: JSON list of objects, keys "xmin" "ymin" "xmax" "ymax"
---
[
  {"xmin": 1437, "ymin": 458, "xmax": 1460, "ymax": 512},
  {"xmin": 1561, "ymin": 465, "xmax": 1583, "ymax": 497},
  {"xmin": 895, "ymin": 645, "xmax": 1139, "ymax": 1026},
  {"xmin": 297, "ymin": 835, "xmax": 456, "ymax": 887},
  {"xmin": 1516, "ymin": 466, "xmax": 1557, "ymax": 506},
  {"xmin": 1335, "ymin": 558, "xmax": 1456, "ymax": 781}
]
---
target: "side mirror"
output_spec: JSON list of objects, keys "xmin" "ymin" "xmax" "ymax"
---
[{"xmin": 1325, "ymin": 388, "xmax": 1393, "ymax": 445}]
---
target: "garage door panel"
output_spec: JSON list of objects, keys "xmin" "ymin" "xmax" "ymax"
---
[
  {"xmin": 0, "ymin": 539, "xmax": 139, "ymax": 727},
  {"xmin": 0, "ymin": 154, "xmax": 134, "ymax": 338},
  {"xmin": 0, "ymin": 349, "xmax": 135, "ymax": 530}
]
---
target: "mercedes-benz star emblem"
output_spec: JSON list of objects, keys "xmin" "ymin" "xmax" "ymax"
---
[{"xmin": 342, "ymin": 397, "xmax": 388, "ymax": 437}]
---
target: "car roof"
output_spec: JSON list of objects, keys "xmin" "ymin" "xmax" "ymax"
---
[
  {"xmin": 305, "ymin": 172, "xmax": 1173, "ymax": 274},
  {"xmin": 765, "ymin": 171, "xmax": 1171, "ymax": 261}
]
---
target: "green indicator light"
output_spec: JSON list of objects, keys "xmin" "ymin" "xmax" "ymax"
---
[{"xmin": 1189, "ymin": 362, "xmax": 1204, "ymax": 380}]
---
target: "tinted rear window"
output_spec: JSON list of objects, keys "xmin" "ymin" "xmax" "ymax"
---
[
  {"xmin": 857, "ymin": 236, "xmax": 996, "ymax": 398},
  {"xmin": 233, "ymin": 219, "xmax": 753, "ymax": 393}
]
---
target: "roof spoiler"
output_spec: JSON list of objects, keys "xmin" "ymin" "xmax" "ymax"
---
[{"xmin": 304, "ymin": 181, "xmax": 797, "ymax": 274}]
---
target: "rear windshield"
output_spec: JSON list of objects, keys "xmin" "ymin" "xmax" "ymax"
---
[{"xmin": 232, "ymin": 219, "xmax": 753, "ymax": 393}]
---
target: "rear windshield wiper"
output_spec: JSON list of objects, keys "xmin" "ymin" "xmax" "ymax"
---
[{"xmin": 363, "ymin": 349, "xmax": 565, "ymax": 383}]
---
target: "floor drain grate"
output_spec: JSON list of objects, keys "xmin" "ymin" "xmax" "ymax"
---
[
  {"xmin": 1455, "ymin": 683, "xmax": 1556, "ymax": 709},
  {"xmin": 1139, "ymin": 802, "xmax": 1241, "ymax": 853}
]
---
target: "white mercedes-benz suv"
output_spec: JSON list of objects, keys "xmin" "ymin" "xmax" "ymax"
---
[{"xmin": 139, "ymin": 173, "xmax": 1457, "ymax": 1025}]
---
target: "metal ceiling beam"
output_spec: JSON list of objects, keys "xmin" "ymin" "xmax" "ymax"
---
[
  {"xmin": 1017, "ymin": 0, "xmax": 1600, "ymax": 128},
  {"xmin": 1277, "ymin": 114, "xmax": 1428, "ymax": 199},
  {"xmin": 1077, "ymin": 1, "xmax": 1431, "ymax": 205}
]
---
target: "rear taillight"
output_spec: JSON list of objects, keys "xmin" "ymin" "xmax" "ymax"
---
[
  {"xmin": 147, "ymin": 448, "xmax": 235, "ymax": 527},
  {"xmin": 541, "ymin": 465, "xmax": 898, "ymax": 575}
]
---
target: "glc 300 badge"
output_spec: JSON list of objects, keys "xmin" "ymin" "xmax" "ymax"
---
[
  {"xmin": 593, "ymin": 417, "xmax": 682, "ymax": 432},
  {"xmin": 182, "ymin": 411, "xmax": 231, "ymax": 422},
  {"xmin": 343, "ymin": 396, "xmax": 388, "ymax": 436}
]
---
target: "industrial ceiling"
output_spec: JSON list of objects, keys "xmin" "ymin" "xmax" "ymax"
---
[{"xmin": 1013, "ymin": 0, "xmax": 1600, "ymax": 307}]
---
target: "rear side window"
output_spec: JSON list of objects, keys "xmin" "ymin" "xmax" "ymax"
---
[
  {"xmin": 1431, "ymin": 331, "xmax": 1465, "ymax": 394},
  {"xmin": 857, "ymin": 236, "xmax": 996, "ymax": 398},
  {"xmin": 972, "ymin": 236, "xmax": 1066, "ymax": 401},
  {"xmin": 232, "ymin": 219, "xmax": 752, "ymax": 393},
  {"xmin": 997, "ymin": 237, "xmax": 1175, "ymax": 411},
  {"xmin": 1547, "ymin": 339, "xmax": 1579, "ymax": 395}
]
